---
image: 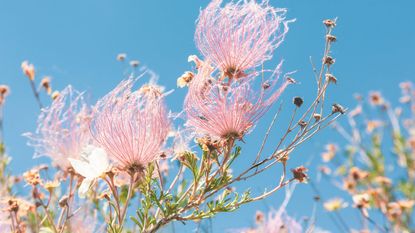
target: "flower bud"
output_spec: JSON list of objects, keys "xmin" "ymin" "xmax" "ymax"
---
[
  {"xmin": 116, "ymin": 53, "xmax": 127, "ymax": 61},
  {"xmin": 21, "ymin": 61, "xmax": 35, "ymax": 81},
  {"xmin": 293, "ymin": 96, "xmax": 303, "ymax": 107},
  {"xmin": 323, "ymin": 19, "xmax": 336, "ymax": 28},
  {"xmin": 332, "ymin": 103, "xmax": 346, "ymax": 114},
  {"xmin": 129, "ymin": 60, "xmax": 140, "ymax": 68},
  {"xmin": 40, "ymin": 76, "xmax": 52, "ymax": 94}
]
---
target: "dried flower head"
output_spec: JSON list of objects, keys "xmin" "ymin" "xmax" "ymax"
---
[
  {"xmin": 326, "ymin": 34, "xmax": 337, "ymax": 42},
  {"xmin": 130, "ymin": 60, "xmax": 140, "ymax": 68},
  {"xmin": 323, "ymin": 56, "xmax": 335, "ymax": 65},
  {"xmin": 195, "ymin": 0, "xmax": 292, "ymax": 78},
  {"xmin": 177, "ymin": 71, "xmax": 195, "ymax": 88},
  {"xmin": 353, "ymin": 193, "xmax": 370, "ymax": 209},
  {"xmin": 24, "ymin": 86, "xmax": 92, "ymax": 170},
  {"xmin": 90, "ymin": 76, "xmax": 170, "ymax": 173},
  {"xmin": 23, "ymin": 169, "xmax": 42, "ymax": 186},
  {"xmin": 332, "ymin": 103, "xmax": 346, "ymax": 114},
  {"xmin": 21, "ymin": 60, "xmax": 35, "ymax": 80},
  {"xmin": 196, "ymin": 136, "xmax": 223, "ymax": 152},
  {"xmin": 291, "ymin": 166, "xmax": 308, "ymax": 183},
  {"xmin": 343, "ymin": 179, "xmax": 356, "ymax": 193},
  {"xmin": 293, "ymin": 96, "xmax": 303, "ymax": 107},
  {"xmin": 40, "ymin": 76, "xmax": 52, "ymax": 95},
  {"xmin": 399, "ymin": 81, "xmax": 412, "ymax": 93},
  {"xmin": 0, "ymin": 85, "xmax": 10, "ymax": 105},
  {"xmin": 397, "ymin": 199, "xmax": 415, "ymax": 210},
  {"xmin": 117, "ymin": 53, "xmax": 127, "ymax": 61},
  {"xmin": 325, "ymin": 73, "xmax": 337, "ymax": 84},
  {"xmin": 374, "ymin": 176, "xmax": 392, "ymax": 186},
  {"xmin": 369, "ymin": 91, "xmax": 384, "ymax": 106},
  {"xmin": 185, "ymin": 63, "xmax": 290, "ymax": 140},
  {"xmin": 255, "ymin": 211, "xmax": 265, "ymax": 224},
  {"xmin": 313, "ymin": 113, "xmax": 322, "ymax": 121},
  {"xmin": 323, "ymin": 19, "xmax": 336, "ymax": 27},
  {"xmin": 349, "ymin": 167, "xmax": 369, "ymax": 181}
]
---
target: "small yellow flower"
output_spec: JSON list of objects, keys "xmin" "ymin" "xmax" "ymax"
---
[
  {"xmin": 43, "ymin": 180, "xmax": 60, "ymax": 192},
  {"xmin": 324, "ymin": 198, "xmax": 348, "ymax": 212}
]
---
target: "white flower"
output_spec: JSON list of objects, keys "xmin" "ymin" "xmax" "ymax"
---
[{"xmin": 69, "ymin": 146, "xmax": 110, "ymax": 198}]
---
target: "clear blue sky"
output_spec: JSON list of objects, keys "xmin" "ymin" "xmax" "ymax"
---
[{"xmin": 0, "ymin": 0, "xmax": 414, "ymax": 232}]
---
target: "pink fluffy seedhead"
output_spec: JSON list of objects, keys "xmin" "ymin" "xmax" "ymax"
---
[
  {"xmin": 195, "ymin": 0, "xmax": 291, "ymax": 78},
  {"xmin": 184, "ymin": 63, "xmax": 290, "ymax": 140},
  {"xmin": 90, "ymin": 76, "xmax": 171, "ymax": 173},
  {"xmin": 24, "ymin": 86, "xmax": 92, "ymax": 170}
]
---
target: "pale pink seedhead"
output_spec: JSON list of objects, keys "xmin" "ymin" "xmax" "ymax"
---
[
  {"xmin": 0, "ymin": 201, "xmax": 11, "ymax": 233},
  {"xmin": 231, "ymin": 210, "xmax": 302, "ymax": 233},
  {"xmin": 90, "ymin": 76, "xmax": 171, "ymax": 173},
  {"xmin": 258, "ymin": 210, "xmax": 303, "ymax": 233},
  {"xmin": 195, "ymin": 0, "xmax": 291, "ymax": 78},
  {"xmin": 68, "ymin": 206, "xmax": 99, "ymax": 233},
  {"xmin": 184, "ymin": 63, "xmax": 290, "ymax": 140},
  {"xmin": 24, "ymin": 86, "xmax": 92, "ymax": 170}
]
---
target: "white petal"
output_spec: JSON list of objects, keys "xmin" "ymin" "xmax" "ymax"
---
[
  {"xmin": 69, "ymin": 158, "xmax": 98, "ymax": 178},
  {"xmin": 78, "ymin": 178, "xmax": 93, "ymax": 198},
  {"xmin": 88, "ymin": 147, "xmax": 109, "ymax": 174}
]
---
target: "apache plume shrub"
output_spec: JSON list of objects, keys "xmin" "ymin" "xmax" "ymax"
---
[
  {"xmin": 24, "ymin": 86, "xmax": 92, "ymax": 170},
  {"xmin": 0, "ymin": 1, "xmax": 344, "ymax": 232},
  {"xmin": 90, "ymin": 77, "xmax": 171, "ymax": 173},
  {"xmin": 184, "ymin": 62, "xmax": 291, "ymax": 140},
  {"xmin": 195, "ymin": 0, "xmax": 291, "ymax": 79}
]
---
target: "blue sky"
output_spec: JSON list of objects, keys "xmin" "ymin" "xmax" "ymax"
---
[{"xmin": 0, "ymin": 0, "xmax": 414, "ymax": 232}]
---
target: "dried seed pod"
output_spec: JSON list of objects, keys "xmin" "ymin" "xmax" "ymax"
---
[
  {"xmin": 59, "ymin": 195, "xmax": 69, "ymax": 207},
  {"xmin": 323, "ymin": 56, "xmax": 335, "ymax": 65},
  {"xmin": 291, "ymin": 166, "xmax": 308, "ymax": 183},
  {"xmin": 313, "ymin": 113, "xmax": 322, "ymax": 121},
  {"xmin": 298, "ymin": 120, "xmax": 307, "ymax": 128},
  {"xmin": 116, "ymin": 53, "xmax": 127, "ymax": 61},
  {"xmin": 323, "ymin": 19, "xmax": 336, "ymax": 28},
  {"xmin": 293, "ymin": 96, "xmax": 304, "ymax": 107},
  {"xmin": 40, "ymin": 76, "xmax": 52, "ymax": 94},
  {"xmin": 262, "ymin": 81, "xmax": 271, "ymax": 90},
  {"xmin": 326, "ymin": 34, "xmax": 337, "ymax": 42},
  {"xmin": 129, "ymin": 60, "xmax": 140, "ymax": 68},
  {"xmin": 325, "ymin": 73, "xmax": 337, "ymax": 84},
  {"xmin": 332, "ymin": 103, "xmax": 346, "ymax": 114}
]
